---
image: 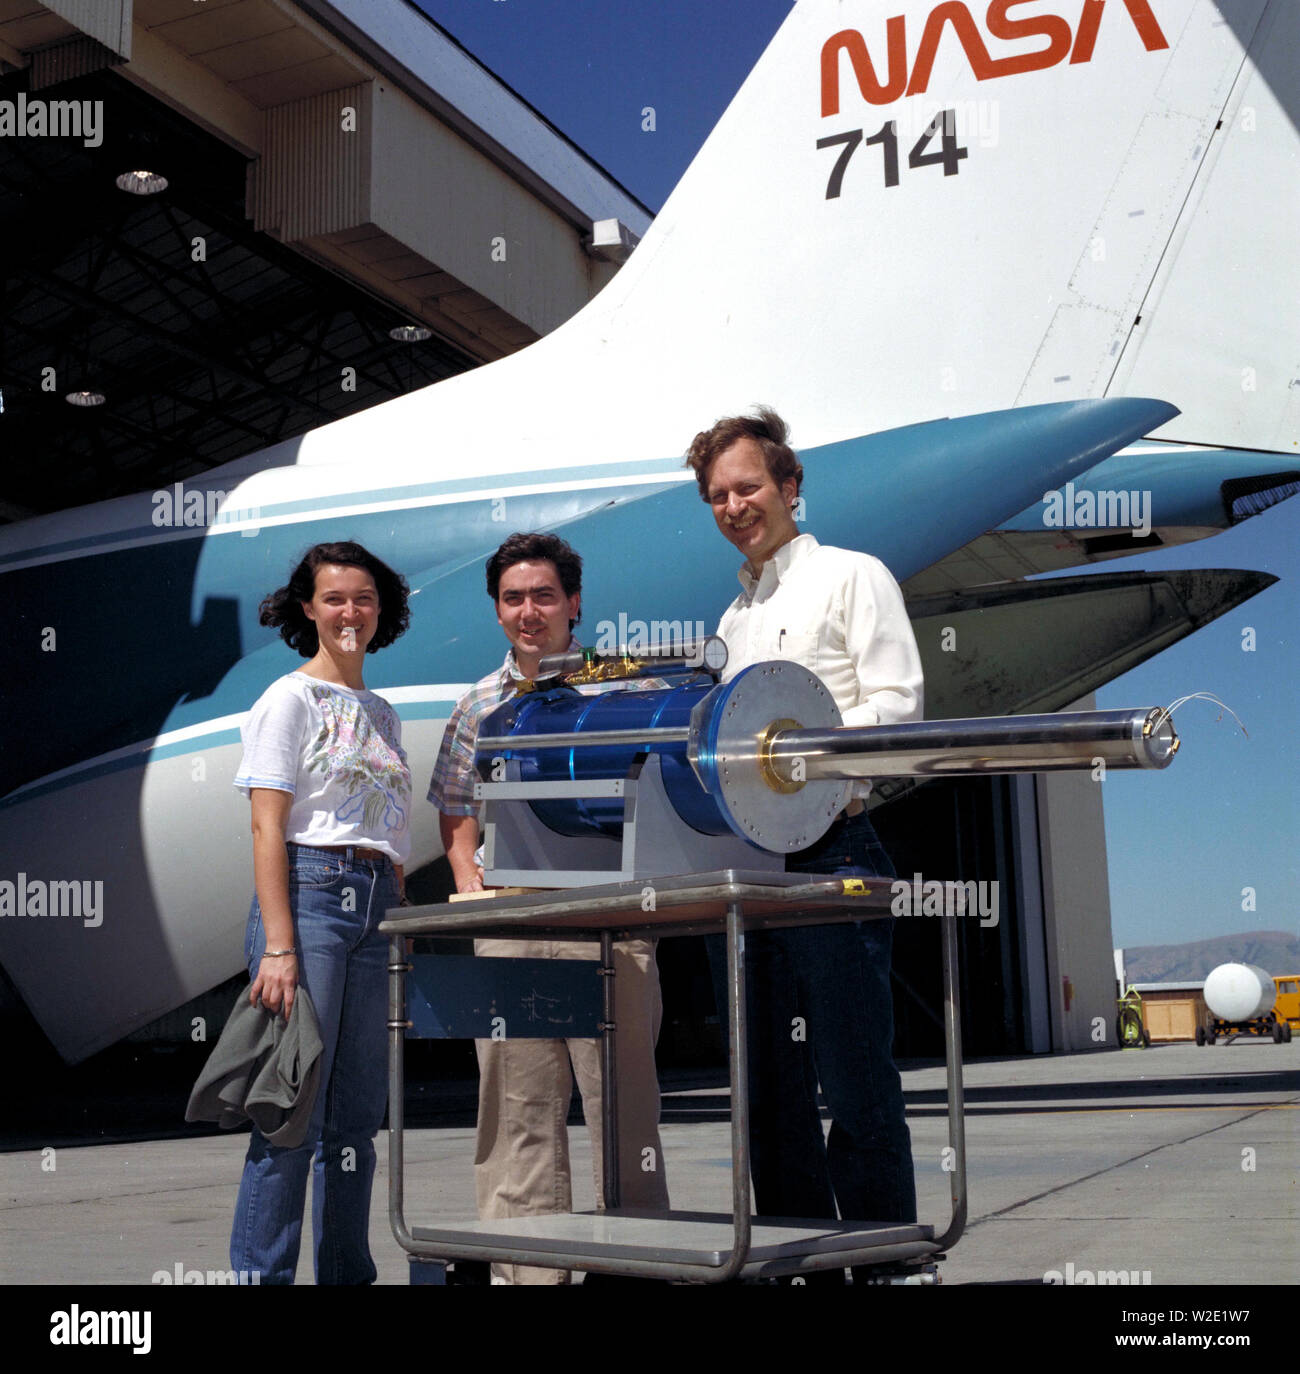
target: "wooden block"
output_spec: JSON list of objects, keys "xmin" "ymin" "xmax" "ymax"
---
[{"xmin": 447, "ymin": 886, "xmax": 545, "ymax": 903}]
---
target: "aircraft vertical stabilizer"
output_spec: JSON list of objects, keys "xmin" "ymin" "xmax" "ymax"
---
[{"xmin": 237, "ymin": 0, "xmax": 1291, "ymax": 477}]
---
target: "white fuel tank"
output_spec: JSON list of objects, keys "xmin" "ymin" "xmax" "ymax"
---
[{"xmin": 1203, "ymin": 963, "xmax": 1275, "ymax": 1023}]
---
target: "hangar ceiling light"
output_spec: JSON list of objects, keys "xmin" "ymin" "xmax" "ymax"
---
[
  {"xmin": 114, "ymin": 169, "xmax": 168, "ymax": 196},
  {"xmin": 389, "ymin": 324, "xmax": 433, "ymax": 342}
]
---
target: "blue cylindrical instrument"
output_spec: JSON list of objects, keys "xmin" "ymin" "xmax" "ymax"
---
[
  {"xmin": 473, "ymin": 661, "xmax": 1178, "ymax": 855},
  {"xmin": 477, "ymin": 677, "xmax": 724, "ymax": 838}
]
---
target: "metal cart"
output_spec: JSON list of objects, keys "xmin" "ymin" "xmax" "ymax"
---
[{"xmin": 380, "ymin": 868, "xmax": 967, "ymax": 1283}]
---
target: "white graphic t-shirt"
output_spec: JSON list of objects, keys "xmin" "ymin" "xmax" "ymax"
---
[{"xmin": 234, "ymin": 672, "xmax": 412, "ymax": 863}]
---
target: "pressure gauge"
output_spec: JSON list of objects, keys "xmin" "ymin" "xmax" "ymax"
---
[{"xmin": 697, "ymin": 635, "xmax": 728, "ymax": 674}]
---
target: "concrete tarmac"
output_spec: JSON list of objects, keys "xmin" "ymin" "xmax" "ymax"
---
[{"xmin": 2, "ymin": 1039, "xmax": 1295, "ymax": 1286}]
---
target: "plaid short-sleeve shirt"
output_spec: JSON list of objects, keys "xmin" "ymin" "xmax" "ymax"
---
[{"xmin": 426, "ymin": 648, "xmax": 533, "ymax": 817}]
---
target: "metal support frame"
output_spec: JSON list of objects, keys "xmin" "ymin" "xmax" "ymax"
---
[
  {"xmin": 382, "ymin": 872, "xmax": 968, "ymax": 1282},
  {"xmin": 479, "ymin": 752, "xmax": 781, "ymax": 888},
  {"xmin": 936, "ymin": 911, "xmax": 966, "ymax": 1248},
  {"xmin": 720, "ymin": 899, "xmax": 753, "ymax": 1279},
  {"xmin": 599, "ymin": 930, "xmax": 619, "ymax": 1209}
]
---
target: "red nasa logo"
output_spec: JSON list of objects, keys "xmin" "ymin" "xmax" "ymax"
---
[{"xmin": 821, "ymin": 0, "xmax": 1170, "ymax": 116}]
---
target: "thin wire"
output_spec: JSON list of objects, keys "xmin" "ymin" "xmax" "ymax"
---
[{"xmin": 1151, "ymin": 692, "xmax": 1249, "ymax": 740}]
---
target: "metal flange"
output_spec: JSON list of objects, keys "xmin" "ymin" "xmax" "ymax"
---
[{"xmin": 688, "ymin": 662, "xmax": 851, "ymax": 853}]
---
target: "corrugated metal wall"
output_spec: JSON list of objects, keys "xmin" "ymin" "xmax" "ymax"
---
[
  {"xmin": 42, "ymin": 0, "xmax": 131, "ymax": 60},
  {"xmin": 251, "ymin": 82, "xmax": 373, "ymax": 242},
  {"xmin": 29, "ymin": 34, "xmax": 122, "ymax": 89}
]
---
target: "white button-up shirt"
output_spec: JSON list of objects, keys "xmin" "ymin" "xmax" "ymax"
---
[{"xmin": 717, "ymin": 534, "xmax": 924, "ymax": 744}]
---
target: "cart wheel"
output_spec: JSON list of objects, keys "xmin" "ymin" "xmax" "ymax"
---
[
  {"xmin": 1285, "ymin": 1024, "xmax": 1294, "ymax": 1044},
  {"xmin": 1141, "ymin": 1028, "xmax": 1151, "ymax": 1048},
  {"xmin": 1207, "ymin": 1031, "xmax": 1217, "ymax": 1045},
  {"xmin": 1195, "ymin": 1026, "xmax": 1206, "ymax": 1046}
]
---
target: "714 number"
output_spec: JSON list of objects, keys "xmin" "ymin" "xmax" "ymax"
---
[{"xmin": 817, "ymin": 109, "xmax": 969, "ymax": 199}]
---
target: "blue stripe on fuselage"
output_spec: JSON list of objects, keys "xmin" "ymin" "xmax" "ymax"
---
[
  {"xmin": 2, "ymin": 398, "xmax": 1174, "ymax": 800},
  {"xmin": 0, "ymin": 456, "xmax": 689, "ymax": 572},
  {"xmin": 0, "ymin": 696, "xmax": 465, "ymax": 809}
]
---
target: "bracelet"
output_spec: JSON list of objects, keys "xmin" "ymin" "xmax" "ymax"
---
[{"xmin": 262, "ymin": 948, "xmax": 296, "ymax": 958}]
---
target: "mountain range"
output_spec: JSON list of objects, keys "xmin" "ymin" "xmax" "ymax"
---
[{"xmin": 1121, "ymin": 930, "xmax": 1300, "ymax": 984}]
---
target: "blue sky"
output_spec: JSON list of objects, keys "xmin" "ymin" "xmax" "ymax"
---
[
  {"xmin": 414, "ymin": 0, "xmax": 796, "ymax": 209},
  {"xmin": 414, "ymin": 0, "xmax": 1298, "ymax": 952},
  {"xmin": 1079, "ymin": 507, "xmax": 1296, "ymax": 950}
]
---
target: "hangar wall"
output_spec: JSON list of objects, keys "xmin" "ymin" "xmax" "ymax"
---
[{"xmin": 1036, "ymin": 721, "xmax": 1120, "ymax": 1053}]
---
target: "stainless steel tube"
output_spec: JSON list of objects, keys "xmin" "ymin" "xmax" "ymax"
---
[{"xmin": 763, "ymin": 707, "xmax": 1178, "ymax": 784}]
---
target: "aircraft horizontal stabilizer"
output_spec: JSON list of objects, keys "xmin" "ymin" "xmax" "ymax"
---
[{"xmin": 906, "ymin": 443, "xmax": 1298, "ymax": 592}]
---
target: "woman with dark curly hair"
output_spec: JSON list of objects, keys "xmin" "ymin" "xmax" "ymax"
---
[{"xmin": 230, "ymin": 540, "xmax": 412, "ymax": 1284}]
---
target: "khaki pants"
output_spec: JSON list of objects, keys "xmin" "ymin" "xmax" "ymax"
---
[{"xmin": 473, "ymin": 937, "xmax": 669, "ymax": 1284}]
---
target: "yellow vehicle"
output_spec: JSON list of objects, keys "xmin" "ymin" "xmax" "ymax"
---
[
  {"xmin": 1117, "ymin": 985, "xmax": 1151, "ymax": 1049},
  {"xmin": 1274, "ymin": 975, "xmax": 1300, "ymax": 1036}
]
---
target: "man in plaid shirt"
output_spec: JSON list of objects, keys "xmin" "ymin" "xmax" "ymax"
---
[{"xmin": 428, "ymin": 532, "xmax": 669, "ymax": 1283}]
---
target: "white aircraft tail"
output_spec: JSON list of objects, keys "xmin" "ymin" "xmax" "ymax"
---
[{"xmin": 275, "ymin": 0, "xmax": 1296, "ymax": 479}]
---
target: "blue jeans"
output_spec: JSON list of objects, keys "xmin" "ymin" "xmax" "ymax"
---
[
  {"xmin": 709, "ymin": 812, "xmax": 916, "ymax": 1228},
  {"xmin": 230, "ymin": 843, "xmax": 397, "ymax": 1285}
]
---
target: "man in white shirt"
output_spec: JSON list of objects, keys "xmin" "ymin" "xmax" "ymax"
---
[{"xmin": 686, "ymin": 407, "xmax": 923, "ymax": 1262}]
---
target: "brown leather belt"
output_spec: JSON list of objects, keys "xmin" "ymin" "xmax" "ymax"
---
[{"xmin": 294, "ymin": 843, "xmax": 391, "ymax": 864}]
